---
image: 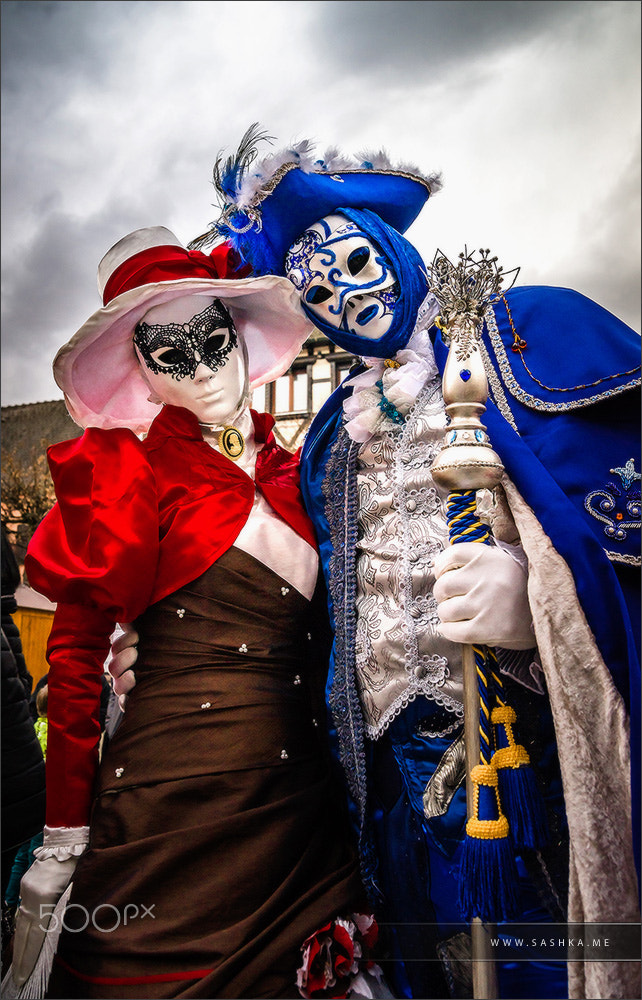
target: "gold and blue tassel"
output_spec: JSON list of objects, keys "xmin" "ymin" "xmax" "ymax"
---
[
  {"xmin": 458, "ymin": 758, "xmax": 519, "ymax": 924},
  {"xmin": 446, "ymin": 490, "xmax": 547, "ymax": 922},
  {"xmin": 456, "ymin": 642, "xmax": 519, "ymax": 923},
  {"xmin": 491, "ymin": 701, "xmax": 549, "ymax": 850}
]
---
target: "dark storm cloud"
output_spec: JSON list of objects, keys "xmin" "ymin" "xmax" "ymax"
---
[
  {"xmin": 1, "ymin": 0, "xmax": 167, "ymax": 83},
  {"xmin": 312, "ymin": 0, "xmax": 586, "ymax": 78},
  {"xmin": 0, "ymin": 1, "xmax": 156, "ymax": 227},
  {"xmin": 0, "ymin": 0, "xmax": 216, "ymax": 404},
  {"xmin": 553, "ymin": 143, "xmax": 642, "ymax": 329},
  {"xmin": 0, "ymin": 194, "xmax": 169, "ymax": 404},
  {"xmin": 2, "ymin": 208, "xmax": 124, "ymax": 357}
]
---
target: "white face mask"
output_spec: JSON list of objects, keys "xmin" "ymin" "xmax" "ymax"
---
[
  {"xmin": 285, "ymin": 214, "xmax": 399, "ymax": 340},
  {"xmin": 134, "ymin": 294, "xmax": 247, "ymax": 426}
]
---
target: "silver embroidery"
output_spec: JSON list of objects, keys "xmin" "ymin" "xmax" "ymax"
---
[
  {"xmin": 480, "ymin": 338, "xmax": 519, "ymax": 432},
  {"xmin": 484, "ymin": 306, "xmax": 641, "ymax": 412},
  {"xmin": 606, "ymin": 550, "xmax": 642, "ymax": 566},
  {"xmin": 354, "ymin": 375, "xmax": 465, "ymax": 739}
]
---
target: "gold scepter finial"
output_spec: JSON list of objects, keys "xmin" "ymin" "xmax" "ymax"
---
[{"xmin": 429, "ymin": 247, "xmax": 518, "ymax": 492}]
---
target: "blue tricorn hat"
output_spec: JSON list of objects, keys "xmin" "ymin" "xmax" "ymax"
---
[{"xmin": 189, "ymin": 125, "xmax": 442, "ymax": 276}]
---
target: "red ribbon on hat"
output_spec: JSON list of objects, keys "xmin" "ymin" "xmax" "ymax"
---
[{"xmin": 102, "ymin": 243, "xmax": 250, "ymax": 305}]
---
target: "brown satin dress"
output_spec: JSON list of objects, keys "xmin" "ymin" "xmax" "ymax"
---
[{"xmin": 47, "ymin": 547, "xmax": 364, "ymax": 999}]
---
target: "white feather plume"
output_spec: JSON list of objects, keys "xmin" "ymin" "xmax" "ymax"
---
[{"xmin": 233, "ymin": 137, "xmax": 442, "ymax": 208}]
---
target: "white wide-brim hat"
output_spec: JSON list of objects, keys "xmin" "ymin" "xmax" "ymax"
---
[{"xmin": 54, "ymin": 226, "xmax": 314, "ymax": 434}]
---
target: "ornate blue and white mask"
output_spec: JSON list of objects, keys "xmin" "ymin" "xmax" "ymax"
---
[{"xmin": 285, "ymin": 214, "xmax": 399, "ymax": 342}]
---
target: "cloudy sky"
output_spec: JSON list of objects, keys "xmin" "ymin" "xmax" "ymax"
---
[{"xmin": 1, "ymin": 0, "xmax": 640, "ymax": 407}]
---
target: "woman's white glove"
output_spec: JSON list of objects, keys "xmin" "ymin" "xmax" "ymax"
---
[
  {"xmin": 433, "ymin": 542, "xmax": 534, "ymax": 650},
  {"xmin": 107, "ymin": 623, "xmax": 139, "ymax": 705},
  {"xmin": 10, "ymin": 828, "xmax": 88, "ymax": 988}
]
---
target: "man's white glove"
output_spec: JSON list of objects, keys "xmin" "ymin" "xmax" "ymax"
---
[
  {"xmin": 108, "ymin": 624, "xmax": 139, "ymax": 706},
  {"xmin": 10, "ymin": 829, "xmax": 87, "ymax": 988},
  {"xmin": 433, "ymin": 542, "xmax": 534, "ymax": 650}
]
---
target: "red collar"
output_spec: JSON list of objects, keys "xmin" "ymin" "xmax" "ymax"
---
[{"xmin": 139, "ymin": 404, "xmax": 317, "ymax": 604}]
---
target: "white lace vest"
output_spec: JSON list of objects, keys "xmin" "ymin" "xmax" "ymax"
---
[{"xmin": 354, "ymin": 377, "xmax": 465, "ymax": 739}]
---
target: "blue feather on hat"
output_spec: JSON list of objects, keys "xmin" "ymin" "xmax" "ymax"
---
[{"xmin": 189, "ymin": 125, "xmax": 442, "ymax": 277}]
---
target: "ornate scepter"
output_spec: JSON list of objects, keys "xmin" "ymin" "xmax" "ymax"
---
[{"xmin": 428, "ymin": 249, "xmax": 547, "ymax": 999}]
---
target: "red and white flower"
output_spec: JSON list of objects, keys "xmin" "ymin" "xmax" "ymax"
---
[{"xmin": 296, "ymin": 912, "xmax": 382, "ymax": 999}]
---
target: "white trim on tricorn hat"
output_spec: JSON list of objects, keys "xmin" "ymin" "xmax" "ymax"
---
[
  {"xmin": 54, "ymin": 226, "xmax": 313, "ymax": 434},
  {"xmin": 189, "ymin": 126, "xmax": 442, "ymax": 275}
]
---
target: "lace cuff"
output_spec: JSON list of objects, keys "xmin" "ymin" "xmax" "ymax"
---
[
  {"xmin": 34, "ymin": 825, "xmax": 90, "ymax": 861},
  {"xmin": 494, "ymin": 537, "xmax": 529, "ymax": 573}
]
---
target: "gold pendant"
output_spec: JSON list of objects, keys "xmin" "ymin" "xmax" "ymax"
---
[{"xmin": 219, "ymin": 425, "xmax": 245, "ymax": 460}]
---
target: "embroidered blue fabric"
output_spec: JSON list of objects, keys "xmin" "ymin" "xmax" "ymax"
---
[{"xmin": 469, "ymin": 289, "xmax": 641, "ymax": 834}]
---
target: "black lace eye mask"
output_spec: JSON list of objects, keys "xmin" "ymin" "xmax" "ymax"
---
[{"xmin": 134, "ymin": 300, "xmax": 238, "ymax": 380}]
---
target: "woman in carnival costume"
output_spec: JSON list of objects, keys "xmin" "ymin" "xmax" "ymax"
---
[
  {"xmin": 182, "ymin": 127, "xmax": 641, "ymax": 1000},
  {"xmin": 4, "ymin": 227, "xmax": 390, "ymax": 1000}
]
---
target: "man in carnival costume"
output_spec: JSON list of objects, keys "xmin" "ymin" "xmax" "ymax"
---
[{"xmin": 112, "ymin": 129, "xmax": 641, "ymax": 1000}]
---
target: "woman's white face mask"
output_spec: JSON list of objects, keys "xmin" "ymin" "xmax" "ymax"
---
[{"xmin": 134, "ymin": 294, "xmax": 247, "ymax": 426}]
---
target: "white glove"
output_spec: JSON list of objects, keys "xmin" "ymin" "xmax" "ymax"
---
[
  {"xmin": 107, "ymin": 623, "xmax": 139, "ymax": 703},
  {"xmin": 433, "ymin": 542, "xmax": 534, "ymax": 650},
  {"xmin": 11, "ymin": 827, "xmax": 88, "ymax": 988}
]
